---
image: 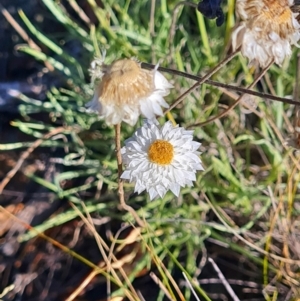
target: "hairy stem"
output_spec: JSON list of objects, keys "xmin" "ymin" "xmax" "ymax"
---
[{"xmin": 114, "ymin": 124, "xmax": 145, "ymax": 227}]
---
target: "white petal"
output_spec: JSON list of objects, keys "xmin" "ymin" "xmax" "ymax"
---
[{"xmin": 121, "ymin": 120, "xmax": 204, "ymax": 200}]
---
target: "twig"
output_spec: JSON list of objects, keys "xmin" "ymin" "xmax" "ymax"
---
[
  {"xmin": 0, "ymin": 126, "xmax": 69, "ymax": 196},
  {"xmin": 68, "ymin": 0, "xmax": 91, "ymax": 25},
  {"xmin": 0, "ymin": 205, "xmax": 101, "ymax": 271},
  {"xmin": 141, "ymin": 63, "xmax": 300, "ymax": 106},
  {"xmin": 0, "ymin": 285, "xmax": 15, "ymax": 299},
  {"xmin": 150, "ymin": 272, "xmax": 176, "ymax": 301},
  {"xmin": 65, "ymin": 270, "xmax": 99, "ymax": 301},
  {"xmin": 203, "ymin": 193, "xmax": 300, "ymax": 264},
  {"xmin": 137, "ymin": 291, "xmax": 147, "ymax": 301},
  {"xmin": 164, "ymin": 49, "xmax": 239, "ymax": 114},
  {"xmin": 66, "ymin": 202, "xmax": 139, "ymax": 301},
  {"xmin": 114, "ymin": 124, "xmax": 145, "ymax": 227},
  {"xmin": 0, "ymin": 4, "xmax": 53, "ymax": 71},
  {"xmin": 150, "ymin": 0, "xmax": 156, "ymax": 64},
  {"xmin": 114, "ymin": 124, "xmax": 125, "ymax": 204},
  {"xmin": 208, "ymin": 258, "xmax": 240, "ymax": 301},
  {"xmin": 198, "ymin": 278, "xmax": 260, "ymax": 288},
  {"xmin": 182, "ymin": 272, "xmax": 201, "ymax": 301},
  {"xmin": 166, "ymin": 1, "xmax": 197, "ymax": 64},
  {"xmin": 142, "ymin": 239, "xmax": 186, "ymax": 301},
  {"xmin": 0, "ymin": 5, "xmax": 40, "ymax": 51},
  {"xmin": 292, "ymin": 53, "xmax": 300, "ymax": 148},
  {"xmin": 191, "ymin": 59, "xmax": 274, "ymax": 127}
]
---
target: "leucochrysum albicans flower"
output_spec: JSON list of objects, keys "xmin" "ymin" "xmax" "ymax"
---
[
  {"xmin": 87, "ymin": 55, "xmax": 173, "ymax": 126},
  {"xmin": 121, "ymin": 120, "xmax": 204, "ymax": 200},
  {"xmin": 232, "ymin": 0, "xmax": 300, "ymax": 67}
]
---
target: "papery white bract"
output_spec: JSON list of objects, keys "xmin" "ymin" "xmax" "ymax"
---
[
  {"xmin": 121, "ymin": 120, "xmax": 204, "ymax": 200},
  {"xmin": 87, "ymin": 58, "xmax": 173, "ymax": 126},
  {"xmin": 232, "ymin": 0, "xmax": 300, "ymax": 67}
]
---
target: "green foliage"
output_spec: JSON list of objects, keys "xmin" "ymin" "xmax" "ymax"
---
[{"xmin": 3, "ymin": 0, "xmax": 300, "ymax": 299}]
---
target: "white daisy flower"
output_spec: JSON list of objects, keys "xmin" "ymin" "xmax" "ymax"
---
[
  {"xmin": 87, "ymin": 57, "xmax": 173, "ymax": 126},
  {"xmin": 232, "ymin": 0, "xmax": 300, "ymax": 67},
  {"xmin": 121, "ymin": 120, "xmax": 204, "ymax": 200}
]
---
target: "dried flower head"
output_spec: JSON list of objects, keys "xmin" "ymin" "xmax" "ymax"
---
[
  {"xmin": 121, "ymin": 120, "xmax": 204, "ymax": 200},
  {"xmin": 87, "ymin": 57, "xmax": 173, "ymax": 126},
  {"xmin": 232, "ymin": 0, "xmax": 300, "ymax": 67}
]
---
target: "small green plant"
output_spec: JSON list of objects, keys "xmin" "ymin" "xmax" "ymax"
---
[{"xmin": 1, "ymin": 0, "xmax": 300, "ymax": 300}]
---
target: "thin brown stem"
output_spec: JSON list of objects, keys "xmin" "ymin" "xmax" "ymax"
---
[
  {"xmin": 150, "ymin": 272, "xmax": 176, "ymax": 301},
  {"xmin": 0, "ymin": 127, "xmax": 71, "ymax": 196},
  {"xmin": 114, "ymin": 124, "xmax": 125, "ymax": 204},
  {"xmin": 167, "ymin": 1, "xmax": 197, "ymax": 64},
  {"xmin": 68, "ymin": 0, "xmax": 91, "ymax": 25},
  {"xmin": 142, "ymin": 63, "xmax": 300, "ymax": 106},
  {"xmin": 164, "ymin": 49, "xmax": 239, "ymax": 114},
  {"xmin": 65, "ymin": 270, "xmax": 99, "ymax": 301},
  {"xmin": 150, "ymin": 0, "xmax": 156, "ymax": 64},
  {"xmin": 191, "ymin": 59, "xmax": 274, "ymax": 128},
  {"xmin": 0, "ymin": 5, "xmax": 53, "ymax": 71},
  {"xmin": 292, "ymin": 53, "xmax": 300, "ymax": 148},
  {"xmin": 114, "ymin": 124, "xmax": 145, "ymax": 227}
]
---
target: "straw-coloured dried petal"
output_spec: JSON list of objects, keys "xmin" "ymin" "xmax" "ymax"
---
[
  {"xmin": 232, "ymin": 0, "xmax": 300, "ymax": 67},
  {"xmin": 87, "ymin": 58, "xmax": 172, "ymax": 126}
]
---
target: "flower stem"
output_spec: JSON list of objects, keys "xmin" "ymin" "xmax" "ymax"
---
[
  {"xmin": 141, "ymin": 63, "xmax": 300, "ymax": 107},
  {"xmin": 114, "ymin": 124, "xmax": 145, "ymax": 227},
  {"xmin": 164, "ymin": 49, "xmax": 239, "ymax": 114},
  {"xmin": 114, "ymin": 123, "xmax": 125, "ymax": 203},
  {"xmin": 192, "ymin": 59, "xmax": 274, "ymax": 128}
]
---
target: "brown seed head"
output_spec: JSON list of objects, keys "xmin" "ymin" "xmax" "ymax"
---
[
  {"xmin": 240, "ymin": 0, "xmax": 296, "ymax": 39},
  {"xmin": 97, "ymin": 59, "xmax": 154, "ymax": 106}
]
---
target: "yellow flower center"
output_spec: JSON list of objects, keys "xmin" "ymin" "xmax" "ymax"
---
[{"xmin": 148, "ymin": 140, "xmax": 174, "ymax": 165}]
